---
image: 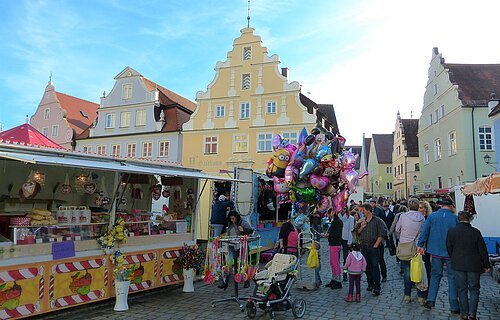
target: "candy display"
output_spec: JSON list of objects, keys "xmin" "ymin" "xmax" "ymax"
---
[{"xmin": 266, "ymin": 128, "xmax": 367, "ymax": 231}]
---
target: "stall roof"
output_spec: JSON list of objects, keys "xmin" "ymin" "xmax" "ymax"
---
[{"xmin": 0, "ymin": 146, "xmax": 250, "ymax": 183}]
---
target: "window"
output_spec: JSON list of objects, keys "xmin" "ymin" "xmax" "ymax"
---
[
  {"xmin": 97, "ymin": 145, "xmax": 106, "ymax": 155},
  {"xmin": 240, "ymin": 102, "xmax": 250, "ymax": 120},
  {"xmin": 127, "ymin": 143, "xmax": 136, "ymax": 158},
  {"xmin": 440, "ymin": 105, "xmax": 445, "ymax": 118},
  {"xmin": 437, "ymin": 176, "xmax": 443, "ymax": 189},
  {"xmin": 433, "ymin": 83, "xmax": 437, "ymax": 95},
  {"xmin": 478, "ymin": 126, "xmax": 493, "ymax": 150},
  {"xmin": 448, "ymin": 131, "xmax": 457, "ymax": 155},
  {"xmin": 80, "ymin": 111, "xmax": 88, "ymax": 118},
  {"xmin": 282, "ymin": 132, "xmax": 298, "ymax": 145},
  {"xmin": 51, "ymin": 125, "xmax": 58, "ymax": 137},
  {"xmin": 397, "ymin": 146, "xmax": 401, "ymax": 156},
  {"xmin": 204, "ymin": 136, "xmax": 218, "ymax": 154},
  {"xmin": 82, "ymin": 146, "xmax": 91, "ymax": 154},
  {"xmin": 136, "ymin": 110, "xmax": 146, "ymax": 126},
  {"xmin": 266, "ymin": 101, "xmax": 277, "ymax": 114},
  {"xmin": 121, "ymin": 112, "xmax": 131, "ymax": 127},
  {"xmin": 429, "ymin": 113, "xmax": 433, "ymax": 125},
  {"xmin": 111, "ymin": 144, "xmax": 121, "ymax": 157},
  {"xmin": 243, "ymin": 46, "xmax": 252, "ymax": 60},
  {"xmin": 233, "ymin": 134, "xmax": 248, "ymax": 153},
  {"xmin": 42, "ymin": 127, "xmax": 49, "ymax": 137},
  {"xmin": 105, "ymin": 113, "xmax": 115, "ymax": 128},
  {"xmin": 123, "ymin": 84, "xmax": 132, "ymax": 100},
  {"xmin": 386, "ymin": 182, "xmax": 393, "ymax": 190},
  {"xmin": 386, "ymin": 167, "xmax": 392, "ymax": 174},
  {"xmin": 241, "ymin": 73, "xmax": 250, "ymax": 90},
  {"xmin": 448, "ymin": 177, "xmax": 453, "ymax": 187},
  {"xmin": 396, "ymin": 166, "xmax": 400, "ymax": 176},
  {"xmin": 424, "ymin": 145, "xmax": 430, "ymax": 164},
  {"xmin": 159, "ymin": 141, "xmax": 170, "ymax": 157},
  {"xmin": 258, "ymin": 133, "xmax": 273, "ymax": 152},
  {"xmin": 435, "ymin": 110, "xmax": 439, "ymax": 122},
  {"xmin": 415, "ymin": 163, "xmax": 420, "ymax": 172},
  {"xmin": 215, "ymin": 106, "xmax": 225, "ymax": 118},
  {"xmin": 142, "ymin": 142, "xmax": 152, "ymax": 158},
  {"xmin": 43, "ymin": 108, "xmax": 50, "ymax": 120},
  {"xmin": 456, "ymin": 175, "xmax": 461, "ymax": 186},
  {"xmin": 434, "ymin": 139, "xmax": 442, "ymax": 160}
]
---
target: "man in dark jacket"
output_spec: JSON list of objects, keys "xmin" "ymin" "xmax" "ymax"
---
[
  {"xmin": 446, "ymin": 211, "xmax": 491, "ymax": 320},
  {"xmin": 210, "ymin": 195, "xmax": 234, "ymax": 236}
]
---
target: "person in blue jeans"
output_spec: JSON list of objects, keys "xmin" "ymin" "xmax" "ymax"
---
[
  {"xmin": 446, "ymin": 211, "xmax": 491, "ymax": 320},
  {"xmin": 417, "ymin": 198, "xmax": 459, "ymax": 313}
]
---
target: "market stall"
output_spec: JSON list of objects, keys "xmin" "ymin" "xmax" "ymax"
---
[{"xmin": 0, "ymin": 143, "xmax": 239, "ymax": 319}]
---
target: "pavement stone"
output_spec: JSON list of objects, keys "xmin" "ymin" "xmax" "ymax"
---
[{"xmin": 31, "ymin": 238, "xmax": 500, "ymax": 320}]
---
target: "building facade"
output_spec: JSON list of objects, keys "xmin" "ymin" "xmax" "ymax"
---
[
  {"xmin": 30, "ymin": 80, "xmax": 99, "ymax": 149},
  {"xmin": 76, "ymin": 66, "xmax": 196, "ymax": 164},
  {"xmin": 488, "ymin": 96, "xmax": 500, "ymax": 172},
  {"xmin": 367, "ymin": 134, "xmax": 394, "ymax": 198},
  {"xmin": 392, "ymin": 113, "xmax": 420, "ymax": 199},
  {"xmin": 417, "ymin": 48, "xmax": 499, "ymax": 192}
]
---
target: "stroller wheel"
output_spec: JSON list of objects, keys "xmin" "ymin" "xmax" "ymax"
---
[
  {"xmin": 291, "ymin": 298, "xmax": 306, "ymax": 318},
  {"xmin": 246, "ymin": 301, "xmax": 257, "ymax": 319}
]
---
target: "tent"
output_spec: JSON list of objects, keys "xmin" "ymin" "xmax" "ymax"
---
[{"xmin": 0, "ymin": 123, "xmax": 63, "ymax": 149}]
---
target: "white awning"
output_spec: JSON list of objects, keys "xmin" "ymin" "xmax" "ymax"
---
[{"xmin": 0, "ymin": 149, "xmax": 250, "ymax": 183}]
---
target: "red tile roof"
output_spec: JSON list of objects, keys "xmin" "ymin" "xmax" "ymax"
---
[
  {"xmin": 142, "ymin": 78, "xmax": 196, "ymax": 112},
  {"xmin": 445, "ymin": 63, "xmax": 500, "ymax": 106},
  {"xmin": 55, "ymin": 92, "xmax": 99, "ymax": 135},
  {"xmin": 0, "ymin": 123, "xmax": 63, "ymax": 149}
]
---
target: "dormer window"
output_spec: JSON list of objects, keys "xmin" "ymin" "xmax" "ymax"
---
[
  {"xmin": 123, "ymin": 84, "xmax": 132, "ymax": 100},
  {"xmin": 80, "ymin": 111, "xmax": 88, "ymax": 118},
  {"xmin": 243, "ymin": 46, "xmax": 252, "ymax": 60}
]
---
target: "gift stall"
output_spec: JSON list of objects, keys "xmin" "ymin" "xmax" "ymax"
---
[{"xmin": 0, "ymin": 143, "xmax": 238, "ymax": 319}]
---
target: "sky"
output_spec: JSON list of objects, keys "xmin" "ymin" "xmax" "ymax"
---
[{"xmin": 1, "ymin": 0, "xmax": 499, "ymax": 145}]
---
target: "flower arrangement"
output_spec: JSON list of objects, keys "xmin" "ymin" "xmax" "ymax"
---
[
  {"xmin": 177, "ymin": 243, "xmax": 204, "ymax": 270},
  {"xmin": 110, "ymin": 250, "xmax": 135, "ymax": 282},
  {"xmin": 97, "ymin": 218, "xmax": 127, "ymax": 250}
]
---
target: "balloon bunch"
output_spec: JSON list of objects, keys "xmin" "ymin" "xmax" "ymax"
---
[{"xmin": 266, "ymin": 128, "xmax": 367, "ymax": 231}]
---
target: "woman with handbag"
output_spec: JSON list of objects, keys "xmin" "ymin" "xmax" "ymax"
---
[{"xmin": 395, "ymin": 198, "xmax": 425, "ymax": 304}]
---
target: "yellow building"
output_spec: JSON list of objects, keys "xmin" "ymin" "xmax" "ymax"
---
[{"xmin": 182, "ymin": 27, "xmax": 338, "ymax": 239}]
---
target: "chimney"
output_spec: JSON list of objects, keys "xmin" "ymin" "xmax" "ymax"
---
[{"xmin": 281, "ymin": 68, "xmax": 289, "ymax": 78}]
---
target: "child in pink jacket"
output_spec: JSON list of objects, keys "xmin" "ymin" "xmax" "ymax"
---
[{"xmin": 343, "ymin": 243, "xmax": 367, "ymax": 302}]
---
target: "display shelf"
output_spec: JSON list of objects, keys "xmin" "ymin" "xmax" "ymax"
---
[
  {"xmin": 9, "ymin": 222, "xmax": 107, "ymax": 228},
  {"xmin": 10, "ymin": 223, "xmax": 107, "ymax": 245}
]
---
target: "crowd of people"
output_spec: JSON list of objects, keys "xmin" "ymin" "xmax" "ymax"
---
[{"xmin": 209, "ymin": 192, "xmax": 491, "ymax": 320}]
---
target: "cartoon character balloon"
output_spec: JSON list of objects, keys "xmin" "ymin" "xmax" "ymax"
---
[{"xmin": 266, "ymin": 148, "xmax": 290, "ymax": 178}]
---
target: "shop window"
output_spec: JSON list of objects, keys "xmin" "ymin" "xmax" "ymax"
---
[
  {"xmin": 258, "ymin": 133, "xmax": 273, "ymax": 152},
  {"xmin": 127, "ymin": 143, "xmax": 136, "ymax": 157},
  {"xmin": 142, "ymin": 142, "xmax": 152, "ymax": 158},
  {"xmin": 121, "ymin": 111, "xmax": 131, "ymax": 127},
  {"xmin": 159, "ymin": 141, "xmax": 170, "ymax": 157},
  {"xmin": 233, "ymin": 134, "xmax": 248, "ymax": 153},
  {"xmin": 478, "ymin": 126, "xmax": 493, "ymax": 150},
  {"xmin": 204, "ymin": 136, "xmax": 218, "ymax": 154}
]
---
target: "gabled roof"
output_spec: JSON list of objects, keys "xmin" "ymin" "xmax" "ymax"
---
[
  {"xmin": 364, "ymin": 137, "xmax": 372, "ymax": 164},
  {"xmin": 142, "ymin": 77, "xmax": 196, "ymax": 113},
  {"xmin": 445, "ymin": 63, "xmax": 500, "ymax": 106},
  {"xmin": 489, "ymin": 101, "xmax": 500, "ymax": 117},
  {"xmin": 344, "ymin": 145, "xmax": 362, "ymax": 170},
  {"xmin": 401, "ymin": 119, "xmax": 419, "ymax": 157},
  {"xmin": 299, "ymin": 94, "xmax": 339, "ymax": 134},
  {"xmin": 55, "ymin": 92, "xmax": 99, "ymax": 135},
  {"xmin": 372, "ymin": 134, "xmax": 393, "ymax": 164},
  {"xmin": 0, "ymin": 123, "xmax": 63, "ymax": 149}
]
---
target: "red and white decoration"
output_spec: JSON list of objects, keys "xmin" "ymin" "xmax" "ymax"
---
[{"xmin": 160, "ymin": 250, "xmax": 183, "ymax": 284}]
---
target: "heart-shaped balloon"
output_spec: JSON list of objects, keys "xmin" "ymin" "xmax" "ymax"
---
[
  {"xmin": 310, "ymin": 174, "xmax": 329, "ymax": 190},
  {"xmin": 84, "ymin": 182, "xmax": 97, "ymax": 195},
  {"xmin": 61, "ymin": 184, "xmax": 72, "ymax": 194}
]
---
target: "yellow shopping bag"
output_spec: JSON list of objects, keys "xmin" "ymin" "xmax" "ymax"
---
[
  {"xmin": 307, "ymin": 243, "xmax": 320, "ymax": 269},
  {"xmin": 410, "ymin": 254, "xmax": 423, "ymax": 283}
]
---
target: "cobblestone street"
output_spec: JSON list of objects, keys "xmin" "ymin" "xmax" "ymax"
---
[{"xmin": 33, "ymin": 239, "xmax": 499, "ymax": 320}]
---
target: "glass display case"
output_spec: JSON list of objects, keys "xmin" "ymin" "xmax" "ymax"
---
[{"xmin": 10, "ymin": 223, "xmax": 107, "ymax": 245}]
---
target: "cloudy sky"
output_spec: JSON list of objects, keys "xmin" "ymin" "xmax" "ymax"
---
[{"xmin": 1, "ymin": 0, "xmax": 499, "ymax": 144}]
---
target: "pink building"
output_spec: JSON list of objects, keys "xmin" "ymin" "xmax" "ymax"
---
[{"xmin": 30, "ymin": 80, "xmax": 99, "ymax": 149}]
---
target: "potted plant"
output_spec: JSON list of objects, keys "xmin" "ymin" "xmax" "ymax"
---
[{"xmin": 177, "ymin": 243, "xmax": 203, "ymax": 292}]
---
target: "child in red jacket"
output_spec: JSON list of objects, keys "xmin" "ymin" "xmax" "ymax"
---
[{"xmin": 343, "ymin": 243, "xmax": 367, "ymax": 302}]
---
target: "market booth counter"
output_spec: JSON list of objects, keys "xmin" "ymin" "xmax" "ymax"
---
[{"xmin": 0, "ymin": 144, "xmax": 236, "ymax": 319}]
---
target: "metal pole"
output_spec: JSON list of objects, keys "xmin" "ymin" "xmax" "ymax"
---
[{"xmin": 404, "ymin": 155, "xmax": 408, "ymax": 198}]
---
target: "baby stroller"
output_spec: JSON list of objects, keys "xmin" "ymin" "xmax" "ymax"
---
[{"xmin": 245, "ymin": 250, "xmax": 306, "ymax": 319}]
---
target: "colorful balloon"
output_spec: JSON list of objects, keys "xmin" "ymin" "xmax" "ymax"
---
[
  {"xmin": 332, "ymin": 188, "xmax": 349, "ymax": 213},
  {"xmin": 299, "ymin": 158, "xmax": 316, "ymax": 179},
  {"xmin": 266, "ymin": 148, "xmax": 290, "ymax": 178},
  {"xmin": 273, "ymin": 176, "xmax": 290, "ymax": 193},
  {"xmin": 285, "ymin": 165, "xmax": 298, "ymax": 184},
  {"xmin": 310, "ymin": 174, "xmax": 329, "ymax": 190},
  {"xmin": 289, "ymin": 186, "xmax": 318, "ymax": 203},
  {"xmin": 341, "ymin": 169, "xmax": 368, "ymax": 193}
]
